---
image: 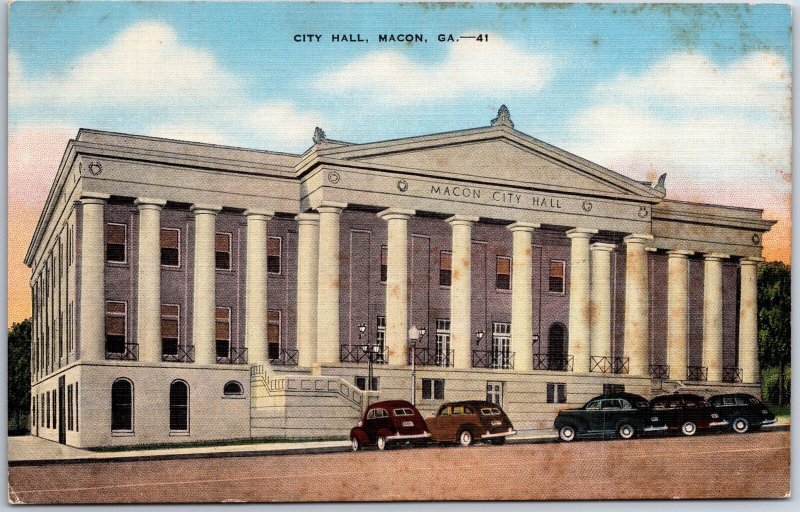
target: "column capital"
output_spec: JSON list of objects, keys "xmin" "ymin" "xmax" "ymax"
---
[
  {"xmin": 79, "ymin": 192, "xmax": 111, "ymax": 205},
  {"xmin": 566, "ymin": 227, "xmax": 598, "ymax": 239},
  {"xmin": 507, "ymin": 221, "xmax": 540, "ymax": 233},
  {"xmin": 590, "ymin": 242, "xmax": 616, "ymax": 252},
  {"xmin": 704, "ymin": 252, "xmax": 730, "ymax": 261},
  {"xmin": 295, "ymin": 212, "xmax": 320, "ymax": 225},
  {"xmin": 190, "ymin": 203, "xmax": 223, "ymax": 215},
  {"xmin": 377, "ymin": 208, "xmax": 416, "ymax": 221},
  {"xmin": 645, "ymin": 247, "xmax": 659, "ymax": 253},
  {"xmin": 740, "ymin": 256, "xmax": 764, "ymax": 266},
  {"xmin": 244, "ymin": 209, "xmax": 275, "ymax": 220},
  {"xmin": 667, "ymin": 249, "xmax": 694, "ymax": 258},
  {"xmin": 315, "ymin": 201, "xmax": 348, "ymax": 214},
  {"xmin": 134, "ymin": 197, "xmax": 167, "ymax": 210},
  {"xmin": 623, "ymin": 233, "xmax": 654, "ymax": 244},
  {"xmin": 445, "ymin": 215, "xmax": 479, "ymax": 226}
]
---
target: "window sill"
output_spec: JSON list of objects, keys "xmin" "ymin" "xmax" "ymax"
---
[
  {"xmin": 106, "ymin": 261, "xmax": 130, "ymax": 268},
  {"xmin": 221, "ymin": 395, "xmax": 246, "ymax": 400},
  {"xmin": 169, "ymin": 431, "xmax": 191, "ymax": 437},
  {"xmin": 111, "ymin": 431, "xmax": 135, "ymax": 437}
]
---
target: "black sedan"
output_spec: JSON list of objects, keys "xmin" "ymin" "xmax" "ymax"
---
[
  {"xmin": 649, "ymin": 393, "xmax": 728, "ymax": 436},
  {"xmin": 707, "ymin": 393, "xmax": 777, "ymax": 433},
  {"xmin": 554, "ymin": 392, "xmax": 653, "ymax": 441}
]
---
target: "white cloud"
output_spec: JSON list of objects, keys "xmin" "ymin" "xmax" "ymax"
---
[
  {"xmin": 561, "ymin": 51, "xmax": 791, "ymax": 211},
  {"xmin": 10, "ymin": 21, "xmax": 327, "ymax": 152},
  {"xmin": 316, "ymin": 36, "xmax": 555, "ymax": 103}
]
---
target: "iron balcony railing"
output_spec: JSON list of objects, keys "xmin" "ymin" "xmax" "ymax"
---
[
  {"xmin": 162, "ymin": 344, "xmax": 195, "ymax": 363},
  {"xmin": 269, "ymin": 348, "xmax": 299, "ymax": 366},
  {"xmin": 590, "ymin": 356, "xmax": 630, "ymax": 374},
  {"xmin": 686, "ymin": 365, "xmax": 708, "ymax": 381},
  {"xmin": 723, "ymin": 367, "xmax": 743, "ymax": 383},
  {"xmin": 340, "ymin": 345, "xmax": 389, "ymax": 364},
  {"xmin": 409, "ymin": 347, "xmax": 455, "ymax": 367},
  {"xmin": 649, "ymin": 364, "xmax": 670, "ymax": 380},
  {"xmin": 532, "ymin": 353, "xmax": 574, "ymax": 372},
  {"xmin": 472, "ymin": 350, "xmax": 515, "ymax": 370},
  {"xmin": 217, "ymin": 346, "xmax": 248, "ymax": 365},
  {"xmin": 106, "ymin": 342, "xmax": 139, "ymax": 361}
]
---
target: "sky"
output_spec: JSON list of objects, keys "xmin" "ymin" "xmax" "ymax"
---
[{"xmin": 7, "ymin": 1, "xmax": 792, "ymax": 326}]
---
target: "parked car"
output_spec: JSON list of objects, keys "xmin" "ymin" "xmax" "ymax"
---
[
  {"xmin": 349, "ymin": 400, "xmax": 431, "ymax": 451},
  {"xmin": 426, "ymin": 401, "xmax": 517, "ymax": 447},
  {"xmin": 554, "ymin": 392, "xmax": 653, "ymax": 441},
  {"xmin": 706, "ymin": 393, "xmax": 776, "ymax": 433},
  {"xmin": 648, "ymin": 393, "xmax": 728, "ymax": 436}
]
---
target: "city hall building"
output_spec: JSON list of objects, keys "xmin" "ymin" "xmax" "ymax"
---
[{"xmin": 26, "ymin": 107, "xmax": 774, "ymax": 448}]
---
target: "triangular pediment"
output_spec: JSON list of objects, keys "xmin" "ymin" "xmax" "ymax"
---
[{"xmin": 318, "ymin": 127, "xmax": 662, "ymax": 200}]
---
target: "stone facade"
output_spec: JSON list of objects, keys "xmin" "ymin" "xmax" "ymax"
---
[{"xmin": 26, "ymin": 108, "xmax": 774, "ymax": 448}]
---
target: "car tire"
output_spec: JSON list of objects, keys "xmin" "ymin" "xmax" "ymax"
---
[
  {"xmin": 377, "ymin": 435, "xmax": 388, "ymax": 451},
  {"xmin": 351, "ymin": 437, "xmax": 361, "ymax": 452},
  {"xmin": 732, "ymin": 417, "xmax": 750, "ymax": 434},
  {"xmin": 559, "ymin": 425, "xmax": 576, "ymax": 442},
  {"xmin": 490, "ymin": 437, "xmax": 506, "ymax": 446},
  {"xmin": 458, "ymin": 429, "xmax": 474, "ymax": 447},
  {"xmin": 617, "ymin": 423, "xmax": 635, "ymax": 440},
  {"xmin": 681, "ymin": 421, "xmax": 697, "ymax": 436}
]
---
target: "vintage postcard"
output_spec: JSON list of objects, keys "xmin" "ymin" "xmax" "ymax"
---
[{"xmin": 6, "ymin": 1, "xmax": 792, "ymax": 504}]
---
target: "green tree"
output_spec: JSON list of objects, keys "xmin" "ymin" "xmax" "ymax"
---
[
  {"xmin": 7, "ymin": 318, "xmax": 31, "ymax": 434},
  {"xmin": 758, "ymin": 262, "xmax": 790, "ymax": 405}
]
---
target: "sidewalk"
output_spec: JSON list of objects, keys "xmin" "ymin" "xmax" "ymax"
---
[{"xmin": 7, "ymin": 420, "xmax": 788, "ymax": 466}]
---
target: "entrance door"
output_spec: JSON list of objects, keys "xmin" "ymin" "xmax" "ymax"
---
[
  {"xmin": 548, "ymin": 323, "xmax": 567, "ymax": 371},
  {"xmin": 58, "ymin": 376, "xmax": 66, "ymax": 444}
]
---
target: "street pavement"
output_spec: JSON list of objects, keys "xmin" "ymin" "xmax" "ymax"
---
[{"xmin": 8, "ymin": 429, "xmax": 790, "ymax": 503}]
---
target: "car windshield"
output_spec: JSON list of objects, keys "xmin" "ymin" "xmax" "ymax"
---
[
  {"xmin": 748, "ymin": 397, "xmax": 762, "ymax": 405},
  {"xmin": 480, "ymin": 407, "xmax": 502, "ymax": 416},
  {"xmin": 393, "ymin": 408, "xmax": 414, "ymax": 417}
]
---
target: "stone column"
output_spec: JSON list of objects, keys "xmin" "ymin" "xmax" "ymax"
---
[
  {"xmin": 447, "ymin": 215, "xmax": 479, "ymax": 369},
  {"xmin": 316, "ymin": 202, "xmax": 348, "ymax": 364},
  {"xmin": 739, "ymin": 257, "xmax": 763, "ymax": 383},
  {"xmin": 135, "ymin": 198, "xmax": 167, "ymax": 363},
  {"xmin": 666, "ymin": 250, "xmax": 693, "ymax": 380},
  {"xmin": 191, "ymin": 204, "xmax": 222, "ymax": 365},
  {"xmin": 378, "ymin": 208, "xmax": 415, "ymax": 366},
  {"xmin": 703, "ymin": 253, "xmax": 729, "ymax": 382},
  {"xmin": 296, "ymin": 213, "xmax": 320, "ymax": 367},
  {"xmin": 508, "ymin": 222, "xmax": 539, "ymax": 372},
  {"xmin": 566, "ymin": 228, "xmax": 598, "ymax": 373},
  {"xmin": 78, "ymin": 193, "xmax": 110, "ymax": 362},
  {"xmin": 623, "ymin": 234, "xmax": 653, "ymax": 377},
  {"xmin": 245, "ymin": 209, "xmax": 274, "ymax": 363},
  {"xmin": 590, "ymin": 243, "xmax": 616, "ymax": 367}
]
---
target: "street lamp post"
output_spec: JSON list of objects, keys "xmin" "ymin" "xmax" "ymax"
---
[
  {"xmin": 357, "ymin": 323, "xmax": 379, "ymax": 392},
  {"xmin": 408, "ymin": 325, "xmax": 426, "ymax": 406}
]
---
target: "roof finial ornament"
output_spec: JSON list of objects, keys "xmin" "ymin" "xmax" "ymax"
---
[
  {"xmin": 652, "ymin": 172, "xmax": 667, "ymax": 194},
  {"xmin": 312, "ymin": 127, "xmax": 327, "ymax": 145},
  {"xmin": 491, "ymin": 104, "xmax": 514, "ymax": 128}
]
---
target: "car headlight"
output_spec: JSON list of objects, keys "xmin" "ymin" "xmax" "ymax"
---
[
  {"xmin": 711, "ymin": 413, "xmax": 720, "ymax": 419},
  {"xmin": 651, "ymin": 416, "xmax": 659, "ymax": 422}
]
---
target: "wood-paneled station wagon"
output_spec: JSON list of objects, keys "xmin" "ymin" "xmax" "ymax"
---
[{"xmin": 426, "ymin": 400, "xmax": 517, "ymax": 447}]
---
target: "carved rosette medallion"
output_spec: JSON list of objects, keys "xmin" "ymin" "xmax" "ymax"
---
[
  {"xmin": 637, "ymin": 206, "xmax": 649, "ymax": 218},
  {"xmin": 752, "ymin": 233, "xmax": 761, "ymax": 245},
  {"xmin": 397, "ymin": 179, "xmax": 409, "ymax": 192},
  {"xmin": 88, "ymin": 161, "xmax": 103, "ymax": 176},
  {"xmin": 582, "ymin": 200, "xmax": 593, "ymax": 212},
  {"xmin": 327, "ymin": 171, "xmax": 340, "ymax": 184}
]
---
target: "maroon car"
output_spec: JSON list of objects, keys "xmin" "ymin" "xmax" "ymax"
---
[{"xmin": 350, "ymin": 400, "xmax": 431, "ymax": 451}]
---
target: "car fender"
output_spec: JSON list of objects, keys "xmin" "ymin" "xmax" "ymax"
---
[
  {"xmin": 350, "ymin": 428, "xmax": 369, "ymax": 445},
  {"xmin": 457, "ymin": 423, "xmax": 478, "ymax": 437}
]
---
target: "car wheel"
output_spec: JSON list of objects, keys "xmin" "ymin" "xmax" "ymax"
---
[
  {"xmin": 681, "ymin": 421, "xmax": 697, "ymax": 436},
  {"xmin": 376, "ymin": 435, "xmax": 388, "ymax": 451},
  {"xmin": 458, "ymin": 429, "xmax": 474, "ymax": 447},
  {"xmin": 490, "ymin": 437, "xmax": 506, "ymax": 446},
  {"xmin": 732, "ymin": 417, "xmax": 750, "ymax": 434},
  {"xmin": 351, "ymin": 437, "xmax": 361, "ymax": 451},
  {"xmin": 559, "ymin": 425, "xmax": 576, "ymax": 442},
  {"xmin": 617, "ymin": 423, "xmax": 635, "ymax": 440}
]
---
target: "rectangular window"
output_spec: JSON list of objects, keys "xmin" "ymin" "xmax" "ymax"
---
[
  {"xmin": 548, "ymin": 260, "xmax": 566, "ymax": 294},
  {"xmin": 355, "ymin": 376, "xmax": 380, "ymax": 391},
  {"xmin": 160, "ymin": 228, "xmax": 180, "ymax": 267},
  {"xmin": 603, "ymin": 384, "xmax": 625, "ymax": 396},
  {"xmin": 496, "ymin": 256, "xmax": 512, "ymax": 290},
  {"xmin": 215, "ymin": 233, "xmax": 231, "ymax": 270},
  {"xmin": 215, "ymin": 307, "xmax": 231, "ymax": 358},
  {"xmin": 67, "ymin": 384, "xmax": 73, "ymax": 431},
  {"xmin": 267, "ymin": 236, "xmax": 282, "ymax": 274},
  {"xmin": 105, "ymin": 301, "xmax": 127, "ymax": 354},
  {"xmin": 376, "ymin": 316, "xmax": 386, "ymax": 362},
  {"xmin": 486, "ymin": 381, "xmax": 504, "ymax": 407},
  {"xmin": 105, "ymin": 223, "xmax": 127, "ymax": 263},
  {"xmin": 267, "ymin": 310, "xmax": 281, "ymax": 360},
  {"xmin": 435, "ymin": 318, "xmax": 451, "ymax": 366},
  {"xmin": 161, "ymin": 304, "xmax": 180, "ymax": 356},
  {"xmin": 547, "ymin": 383, "xmax": 567, "ymax": 404},
  {"xmin": 492, "ymin": 322, "xmax": 512, "ymax": 369},
  {"xmin": 52, "ymin": 390, "xmax": 57, "ymax": 429},
  {"xmin": 380, "ymin": 246, "xmax": 388, "ymax": 283},
  {"xmin": 75, "ymin": 383, "xmax": 79, "ymax": 432},
  {"xmin": 422, "ymin": 378, "xmax": 445, "ymax": 400},
  {"xmin": 439, "ymin": 251, "xmax": 452, "ymax": 287}
]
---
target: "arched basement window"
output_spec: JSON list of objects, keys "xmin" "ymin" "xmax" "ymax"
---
[
  {"xmin": 170, "ymin": 380, "xmax": 189, "ymax": 432},
  {"xmin": 223, "ymin": 381, "xmax": 244, "ymax": 396},
  {"xmin": 111, "ymin": 378, "xmax": 133, "ymax": 432}
]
